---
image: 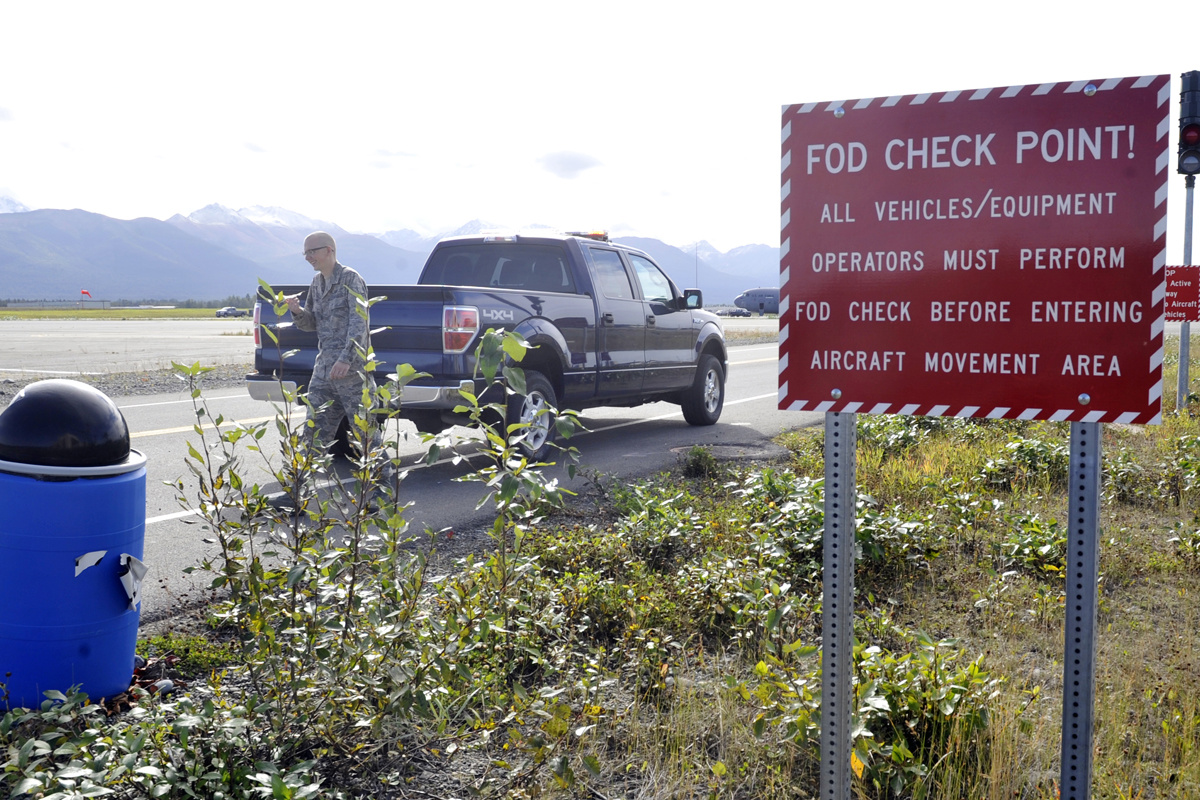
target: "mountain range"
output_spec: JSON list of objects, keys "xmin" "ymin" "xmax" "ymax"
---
[{"xmin": 0, "ymin": 201, "xmax": 779, "ymax": 304}]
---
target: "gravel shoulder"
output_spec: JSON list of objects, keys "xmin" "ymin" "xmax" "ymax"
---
[{"xmin": 0, "ymin": 363, "xmax": 252, "ymax": 407}]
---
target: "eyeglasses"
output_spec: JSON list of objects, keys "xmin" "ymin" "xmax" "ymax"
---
[{"xmin": 304, "ymin": 246, "xmax": 329, "ymax": 257}]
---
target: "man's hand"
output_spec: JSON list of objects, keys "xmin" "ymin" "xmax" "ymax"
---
[
  {"xmin": 330, "ymin": 360, "xmax": 351, "ymax": 380},
  {"xmin": 285, "ymin": 294, "xmax": 302, "ymax": 314}
]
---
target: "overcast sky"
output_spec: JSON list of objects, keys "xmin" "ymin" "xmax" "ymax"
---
[{"xmin": 0, "ymin": 1, "xmax": 1195, "ymax": 253}]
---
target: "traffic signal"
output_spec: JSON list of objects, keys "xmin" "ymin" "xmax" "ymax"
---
[{"xmin": 1179, "ymin": 71, "xmax": 1200, "ymax": 175}]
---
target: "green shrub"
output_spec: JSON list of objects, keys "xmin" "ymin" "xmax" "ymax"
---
[
  {"xmin": 136, "ymin": 631, "xmax": 235, "ymax": 678},
  {"xmin": 999, "ymin": 513, "xmax": 1066, "ymax": 577},
  {"xmin": 681, "ymin": 444, "xmax": 721, "ymax": 478},
  {"xmin": 981, "ymin": 434, "xmax": 1070, "ymax": 490}
]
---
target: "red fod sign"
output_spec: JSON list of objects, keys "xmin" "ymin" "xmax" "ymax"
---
[{"xmin": 780, "ymin": 76, "xmax": 1169, "ymax": 424}]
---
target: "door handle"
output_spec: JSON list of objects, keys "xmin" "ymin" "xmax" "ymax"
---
[
  {"xmin": 603, "ymin": 312, "xmax": 614, "ymax": 324},
  {"xmin": 646, "ymin": 315, "xmax": 656, "ymax": 326}
]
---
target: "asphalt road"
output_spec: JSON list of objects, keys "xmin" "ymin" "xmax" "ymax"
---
[
  {"xmin": 0, "ymin": 318, "xmax": 256, "ymax": 376},
  {"xmin": 0, "ymin": 317, "xmax": 813, "ymax": 624}
]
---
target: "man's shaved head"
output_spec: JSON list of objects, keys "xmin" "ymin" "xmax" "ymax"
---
[{"xmin": 304, "ymin": 231, "xmax": 336, "ymax": 253}]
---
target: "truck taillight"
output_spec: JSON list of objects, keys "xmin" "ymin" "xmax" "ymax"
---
[
  {"xmin": 253, "ymin": 300, "xmax": 261, "ymax": 347},
  {"xmin": 443, "ymin": 306, "xmax": 479, "ymax": 353}
]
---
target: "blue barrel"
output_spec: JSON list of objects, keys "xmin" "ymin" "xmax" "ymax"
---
[{"xmin": 0, "ymin": 380, "xmax": 147, "ymax": 709}]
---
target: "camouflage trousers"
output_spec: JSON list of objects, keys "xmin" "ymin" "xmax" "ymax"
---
[{"xmin": 306, "ymin": 376, "xmax": 396, "ymax": 486}]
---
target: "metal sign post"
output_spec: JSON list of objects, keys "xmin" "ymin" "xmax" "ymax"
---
[
  {"xmin": 1179, "ymin": 175, "xmax": 1195, "ymax": 412},
  {"xmin": 1060, "ymin": 422, "xmax": 1102, "ymax": 799},
  {"xmin": 820, "ymin": 411, "xmax": 856, "ymax": 800},
  {"xmin": 1177, "ymin": 70, "xmax": 1200, "ymax": 410}
]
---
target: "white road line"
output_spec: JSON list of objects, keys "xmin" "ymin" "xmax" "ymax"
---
[
  {"xmin": 147, "ymin": 508, "xmax": 202, "ymax": 524},
  {"xmin": 131, "ymin": 414, "xmax": 297, "ymax": 439},
  {"xmin": 0, "ymin": 368, "xmax": 104, "ymax": 376},
  {"xmin": 119, "ymin": 393, "xmax": 247, "ymax": 410},
  {"xmin": 581, "ymin": 391, "xmax": 777, "ymax": 433},
  {"xmin": 724, "ymin": 391, "xmax": 777, "ymax": 405}
]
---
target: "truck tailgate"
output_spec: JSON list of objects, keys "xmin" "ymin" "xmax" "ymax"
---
[{"xmin": 254, "ymin": 284, "xmax": 450, "ymax": 386}]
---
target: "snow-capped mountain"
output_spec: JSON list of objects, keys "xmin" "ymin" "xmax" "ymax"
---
[
  {"xmin": 0, "ymin": 198, "xmax": 779, "ymax": 302},
  {"xmin": 237, "ymin": 205, "xmax": 346, "ymax": 233},
  {"xmin": 0, "ymin": 196, "xmax": 30, "ymax": 214}
]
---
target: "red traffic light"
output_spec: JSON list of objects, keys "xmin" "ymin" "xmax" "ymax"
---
[{"xmin": 1184, "ymin": 123, "xmax": 1200, "ymax": 148}]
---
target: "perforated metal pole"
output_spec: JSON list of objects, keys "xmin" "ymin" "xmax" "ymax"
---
[
  {"xmin": 1178, "ymin": 174, "xmax": 1194, "ymax": 412},
  {"xmin": 821, "ymin": 411, "xmax": 856, "ymax": 800},
  {"xmin": 1060, "ymin": 421, "xmax": 1101, "ymax": 800}
]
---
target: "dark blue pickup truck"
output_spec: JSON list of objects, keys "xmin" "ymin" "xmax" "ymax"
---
[{"xmin": 247, "ymin": 231, "xmax": 727, "ymax": 458}]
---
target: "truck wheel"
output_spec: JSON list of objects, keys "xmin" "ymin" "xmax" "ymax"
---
[
  {"xmin": 681, "ymin": 354, "xmax": 724, "ymax": 426},
  {"xmin": 507, "ymin": 370, "xmax": 556, "ymax": 460}
]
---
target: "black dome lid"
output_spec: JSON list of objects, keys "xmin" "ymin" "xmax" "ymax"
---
[{"xmin": 0, "ymin": 379, "xmax": 131, "ymax": 467}]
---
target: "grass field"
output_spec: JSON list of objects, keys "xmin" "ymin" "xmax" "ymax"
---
[{"xmin": 0, "ymin": 307, "xmax": 241, "ymax": 320}]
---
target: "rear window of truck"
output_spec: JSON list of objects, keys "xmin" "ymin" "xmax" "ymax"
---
[{"xmin": 422, "ymin": 244, "xmax": 577, "ymax": 293}]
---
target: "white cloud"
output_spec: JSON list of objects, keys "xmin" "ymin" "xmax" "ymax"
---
[{"xmin": 537, "ymin": 152, "xmax": 602, "ymax": 179}]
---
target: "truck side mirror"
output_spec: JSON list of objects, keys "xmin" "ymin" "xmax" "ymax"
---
[{"xmin": 683, "ymin": 288, "xmax": 703, "ymax": 310}]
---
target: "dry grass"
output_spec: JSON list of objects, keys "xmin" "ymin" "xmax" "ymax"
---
[{"xmin": 721, "ymin": 327, "xmax": 778, "ymax": 347}]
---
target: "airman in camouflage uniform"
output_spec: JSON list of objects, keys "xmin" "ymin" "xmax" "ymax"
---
[{"xmin": 286, "ymin": 232, "xmax": 391, "ymax": 482}]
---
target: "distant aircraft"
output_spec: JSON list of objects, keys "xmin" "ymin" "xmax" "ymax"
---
[{"xmin": 734, "ymin": 287, "xmax": 779, "ymax": 315}]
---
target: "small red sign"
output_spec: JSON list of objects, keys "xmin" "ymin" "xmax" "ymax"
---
[
  {"xmin": 1165, "ymin": 265, "xmax": 1200, "ymax": 322},
  {"xmin": 779, "ymin": 76, "xmax": 1169, "ymax": 425}
]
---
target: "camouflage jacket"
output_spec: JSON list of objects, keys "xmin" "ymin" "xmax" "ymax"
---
[{"xmin": 292, "ymin": 262, "xmax": 370, "ymax": 381}]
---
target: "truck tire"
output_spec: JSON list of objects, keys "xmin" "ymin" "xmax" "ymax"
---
[
  {"xmin": 507, "ymin": 370, "xmax": 556, "ymax": 461},
  {"xmin": 681, "ymin": 354, "xmax": 724, "ymax": 426}
]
